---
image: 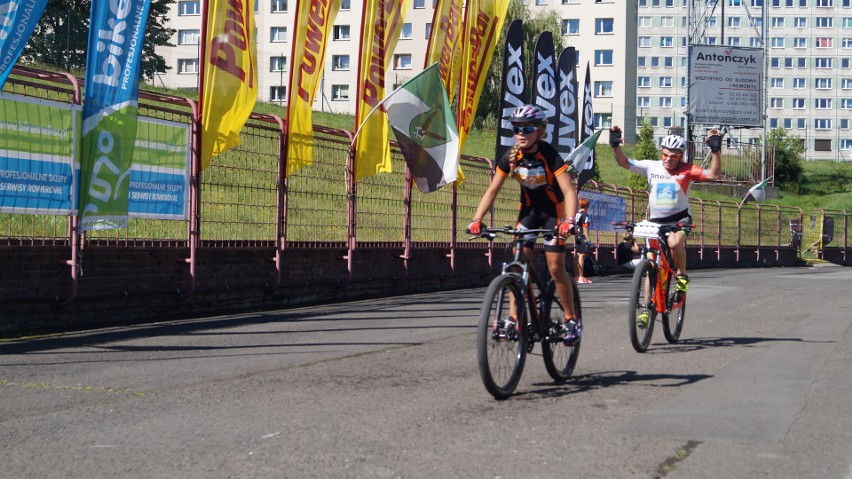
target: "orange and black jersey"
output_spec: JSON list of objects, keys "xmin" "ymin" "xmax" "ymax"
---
[{"xmin": 495, "ymin": 141, "xmax": 569, "ymax": 218}]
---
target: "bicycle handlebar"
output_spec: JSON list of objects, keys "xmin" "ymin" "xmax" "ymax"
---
[
  {"xmin": 469, "ymin": 226, "xmax": 563, "ymax": 242},
  {"xmin": 611, "ymin": 220, "xmax": 692, "ymax": 237}
]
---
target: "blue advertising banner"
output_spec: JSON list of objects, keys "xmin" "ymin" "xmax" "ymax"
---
[
  {"xmin": 0, "ymin": 0, "xmax": 49, "ymax": 88},
  {"xmin": 79, "ymin": 0, "xmax": 151, "ymax": 231},
  {"xmin": 1, "ymin": 93, "xmax": 189, "ymax": 218},
  {"xmin": 0, "ymin": 94, "xmax": 76, "ymax": 214},
  {"xmin": 579, "ymin": 190, "xmax": 627, "ymax": 232}
]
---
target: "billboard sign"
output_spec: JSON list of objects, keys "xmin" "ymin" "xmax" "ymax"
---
[{"xmin": 688, "ymin": 44, "xmax": 763, "ymax": 127}]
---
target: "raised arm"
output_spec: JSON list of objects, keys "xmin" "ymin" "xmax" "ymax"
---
[
  {"xmin": 609, "ymin": 126, "xmax": 631, "ymax": 170},
  {"xmin": 704, "ymin": 128, "xmax": 723, "ymax": 180}
]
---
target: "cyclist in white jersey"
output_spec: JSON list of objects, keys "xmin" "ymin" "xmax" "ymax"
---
[{"xmin": 608, "ymin": 126, "xmax": 722, "ymax": 294}]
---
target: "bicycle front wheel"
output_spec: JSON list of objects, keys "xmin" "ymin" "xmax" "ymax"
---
[
  {"xmin": 477, "ymin": 275, "xmax": 528, "ymax": 399},
  {"xmin": 628, "ymin": 260, "xmax": 657, "ymax": 353},
  {"xmin": 663, "ymin": 290, "xmax": 686, "ymax": 343},
  {"xmin": 541, "ymin": 280, "xmax": 581, "ymax": 382}
]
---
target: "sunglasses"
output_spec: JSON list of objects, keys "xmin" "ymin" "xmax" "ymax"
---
[
  {"xmin": 661, "ymin": 152, "xmax": 682, "ymax": 160},
  {"xmin": 512, "ymin": 125, "xmax": 538, "ymax": 135}
]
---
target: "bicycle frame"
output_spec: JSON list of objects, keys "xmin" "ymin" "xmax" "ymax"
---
[{"xmin": 618, "ymin": 220, "xmax": 688, "ymax": 314}]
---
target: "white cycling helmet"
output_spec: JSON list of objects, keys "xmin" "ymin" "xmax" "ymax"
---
[
  {"xmin": 506, "ymin": 104, "xmax": 548, "ymax": 126},
  {"xmin": 661, "ymin": 134, "xmax": 686, "ymax": 152}
]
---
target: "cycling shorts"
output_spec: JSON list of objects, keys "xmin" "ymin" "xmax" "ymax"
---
[{"xmin": 517, "ymin": 208, "xmax": 564, "ymax": 253}]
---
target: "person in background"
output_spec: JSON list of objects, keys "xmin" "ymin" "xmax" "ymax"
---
[
  {"xmin": 574, "ymin": 198, "xmax": 593, "ymax": 284},
  {"xmin": 616, "ymin": 231, "xmax": 642, "ymax": 272},
  {"xmin": 467, "ymin": 104, "xmax": 582, "ymax": 345}
]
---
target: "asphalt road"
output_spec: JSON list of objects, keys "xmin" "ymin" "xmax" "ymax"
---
[{"xmin": 2, "ymin": 264, "xmax": 851, "ymax": 479}]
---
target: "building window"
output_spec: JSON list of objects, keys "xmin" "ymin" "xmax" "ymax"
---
[
  {"xmin": 400, "ymin": 23, "xmax": 412, "ymax": 40},
  {"xmin": 595, "ymin": 50, "xmax": 613, "ymax": 66},
  {"xmin": 844, "ymin": 99, "xmax": 852, "ymax": 108},
  {"xmin": 660, "ymin": 76, "xmax": 673, "ymax": 87},
  {"xmin": 816, "ymin": 17, "xmax": 833, "ymax": 27},
  {"xmin": 793, "ymin": 37, "xmax": 807, "ymax": 48},
  {"xmin": 649, "ymin": 56, "xmax": 659, "ymax": 67},
  {"xmin": 816, "ymin": 0, "xmax": 833, "ymax": 5},
  {"xmin": 750, "ymin": 38, "xmax": 762, "ymax": 47},
  {"xmin": 333, "ymin": 25, "xmax": 350, "ymax": 40},
  {"xmin": 594, "ymin": 81, "xmax": 613, "ymax": 96},
  {"xmin": 771, "ymin": 78, "xmax": 784, "ymax": 88},
  {"xmin": 178, "ymin": 29, "xmax": 200, "ymax": 45},
  {"xmin": 178, "ymin": 59, "xmax": 199, "ymax": 74},
  {"xmin": 639, "ymin": 36, "xmax": 652, "ymax": 47},
  {"xmin": 843, "ymin": 38, "xmax": 852, "ymax": 49},
  {"xmin": 638, "ymin": 96, "xmax": 651, "ymax": 107},
  {"xmin": 270, "ymin": 86, "xmax": 286, "ymax": 103},
  {"xmin": 178, "ymin": 1, "xmax": 200, "ymax": 15},
  {"xmin": 770, "ymin": 58, "xmax": 780, "ymax": 68},
  {"xmin": 639, "ymin": 16, "xmax": 652, "ymax": 27},
  {"xmin": 660, "ymin": 96, "xmax": 672, "ymax": 107},
  {"xmin": 331, "ymin": 55, "xmax": 349, "ymax": 71},
  {"xmin": 792, "ymin": 98, "xmax": 805, "ymax": 108},
  {"xmin": 815, "ymin": 58, "xmax": 833, "ymax": 68},
  {"xmin": 797, "ymin": 118, "xmax": 806, "ymax": 129},
  {"xmin": 727, "ymin": 37, "xmax": 741, "ymax": 46},
  {"xmin": 770, "ymin": 97, "xmax": 784, "ymax": 108},
  {"xmin": 783, "ymin": 118, "xmax": 793, "ymax": 128},
  {"xmin": 729, "ymin": 17, "xmax": 741, "ymax": 27},
  {"xmin": 595, "ymin": 18, "xmax": 614, "ymax": 34},
  {"xmin": 594, "ymin": 113, "xmax": 612, "ymax": 128},
  {"xmin": 271, "ymin": 27, "xmax": 287, "ymax": 43},
  {"xmin": 394, "ymin": 54, "xmax": 412, "ymax": 70},
  {"xmin": 784, "ymin": 58, "xmax": 794, "ymax": 68},
  {"xmin": 814, "ymin": 99, "xmax": 832, "ymax": 110},
  {"xmin": 413, "ymin": 0, "xmax": 425, "ymax": 7},
  {"xmin": 638, "ymin": 76, "xmax": 651, "ymax": 87},
  {"xmin": 271, "ymin": 0, "xmax": 287, "ymax": 12},
  {"xmin": 815, "ymin": 78, "xmax": 833, "ymax": 89},
  {"xmin": 816, "ymin": 38, "xmax": 833, "ymax": 48},
  {"xmin": 841, "ymin": 140, "xmax": 852, "ymax": 150},
  {"xmin": 331, "ymin": 85, "xmax": 349, "ymax": 100},
  {"xmin": 793, "ymin": 78, "xmax": 806, "ymax": 89},
  {"xmin": 660, "ymin": 36, "xmax": 673, "ymax": 47},
  {"xmin": 797, "ymin": 57, "xmax": 807, "ymax": 68},
  {"xmin": 845, "ymin": 18, "xmax": 852, "ymax": 28},
  {"xmin": 270, "ymin": 56, "xmax": 287, "ymax": 72},
  {"xmin": 794, "ymin": 17, "xmax": 807, "ymax": 27},
  {"xmin": 842, "ymin": 78, "xmax": 852, "ymax": 88},
  {"xmin": 664, "ymin": 57, "xmax": 674, "ymax": 68},
  {"xmin": 638, "ymin": 57, "xmax": 647, "ymax": 67},
  {"xmin": 771, "ymin": 17, "xmax": 785, "ymax": 28},
  {"xmin": 562, "ymin": 19, "xmax": 580, "ymax": 35},
  {"xmin": 770, "ymin": 118, "xmax": 779, "ymax": 128},
  {"xmin": 813, "ymin": 139, "xmax": 831, "ymax": 151}
]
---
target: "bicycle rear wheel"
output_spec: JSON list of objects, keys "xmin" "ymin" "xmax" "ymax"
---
[
  {"xmin": 628, "ymin": 260, "xmax": 657, "ymax": 353},
  {"xmin": 541, "ymin": 280, "xmax": 581, "ymax": 382},
  {"xmin": 662, "ymin": 290, "xmax": 686, "ymax": 343},
  {"xmin": 477, "ymin": 275, "xmax": 528, "ymax": 399}
]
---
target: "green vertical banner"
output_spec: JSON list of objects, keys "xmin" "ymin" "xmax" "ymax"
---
[{"xmin": 79, "ymin": 0, "xmax": 151, "ymax": 231}]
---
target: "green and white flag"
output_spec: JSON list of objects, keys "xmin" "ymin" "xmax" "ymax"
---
[
  {"xmin": 565, "ymin": 127, "xmax": 604, "ymax": 182},
  {"xmin": 739, "ymin": 176, "xmax": 773, "ymax": 209},
  {"xmin": 383, "ymin": 63, "xmax": 459, "ymax": 193}
]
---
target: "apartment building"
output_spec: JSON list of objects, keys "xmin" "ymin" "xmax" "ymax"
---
[{"xmin": 153, "ymin": 0, "xmax": 852, "ymax": 160}]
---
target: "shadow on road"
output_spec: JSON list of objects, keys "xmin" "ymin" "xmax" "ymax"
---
[{"xmin": 515, "ymin": 370, "xmax": 714, "ymax": 400}]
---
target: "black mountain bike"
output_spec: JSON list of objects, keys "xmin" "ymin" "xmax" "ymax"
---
[
  {"xmin": 614, "ymin": 220, "xmax": 690, "ymax": 353},
  {"xmin": 471, "ymin": 227, "xmax": 582, "ymax": 399}
]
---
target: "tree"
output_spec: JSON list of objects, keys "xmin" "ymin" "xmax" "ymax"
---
[
  {"xmin": 21, "ymin": 0, "xmax": 176, "ymax": 80},
  {"xmin": 765, "ymin": 127, "xmax": 805, "ymax": 193},
  {"xmin": 628, "ymin": 119, "xmax": 657, "ymax": 191},
  {"xmin": 477, "ymin": 0, "xmax": 565, "ymax": 128}
]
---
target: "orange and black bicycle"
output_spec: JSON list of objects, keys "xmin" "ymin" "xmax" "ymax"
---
[{"xmin": 614, "ymin": 220, "xmax": 691, "ymax": 353}]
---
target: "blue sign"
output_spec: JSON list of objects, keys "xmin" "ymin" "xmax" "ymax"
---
[{"xmin": 579, "ymin": 190, "xmax": 627, "ymax": 232}]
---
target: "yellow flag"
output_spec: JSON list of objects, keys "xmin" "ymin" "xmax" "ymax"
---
[
  {"xmin": 353, "ymin": 0, "xmax": 411, "ymax": 181},
  {"xmin": 200, "ymin": 0, "xmax": 258, "ymax": 170},
  {"xmin": 286, "ymin": 0, "xmax": 342, "ymax": 176},
  {"xmin": 457, "ymin": 0, "xmax": 508, "ymax": 152},
  {"xmin": 425, "ymin": 0, "xmax": 464, "ymax": 104}
]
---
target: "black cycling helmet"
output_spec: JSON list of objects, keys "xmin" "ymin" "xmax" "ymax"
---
[{"xmin": 505, "ymin": 104, "xmax": 547, "ymax": 126}]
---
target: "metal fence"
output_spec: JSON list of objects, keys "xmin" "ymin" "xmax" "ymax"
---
[{"xmin": 1, "ymin": 67, "xmax": 849, "ymax": 309}]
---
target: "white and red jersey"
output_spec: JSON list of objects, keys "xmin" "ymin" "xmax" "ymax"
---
[{"xmin": 628, "ymin": 159, "xmax": 711, "ymax": 221}]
